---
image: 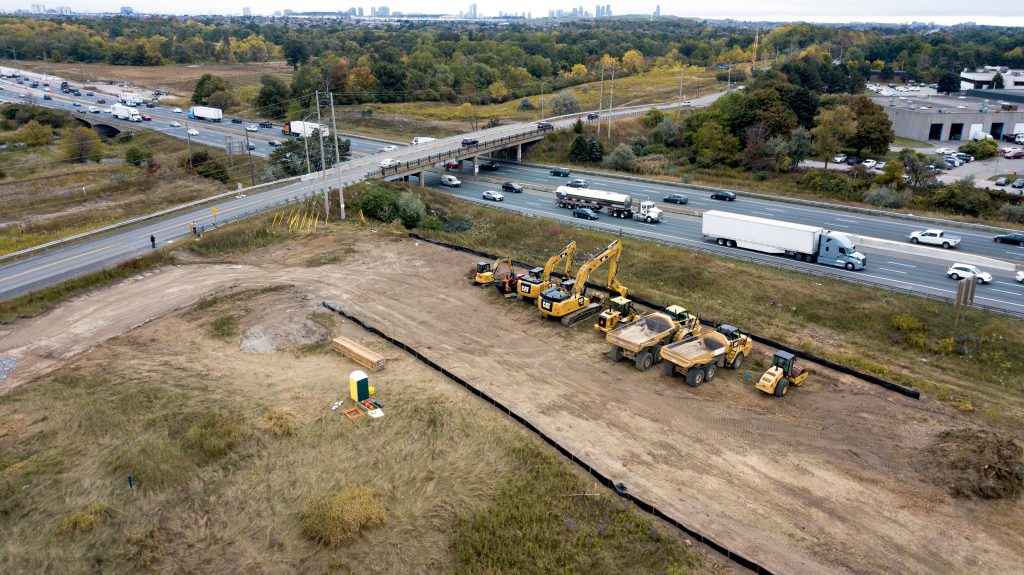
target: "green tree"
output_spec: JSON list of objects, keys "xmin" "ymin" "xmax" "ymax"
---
[
  {"xmin": 937, "ymin": 72, "xmax": 960, "ymax": 94},
  {"xmin": 810, "ymin": 105, "xmax": 855, "ymax": 169},
  {"xmin": 269, "ymin": 133, "xmax": 351, "ymax": 177},
  {"xmin": 568, "ymin": 134, "xmax": 590, "ymax": 163},
  {"xmin": 643, "ymin": 107, "xmax": 665, "ymax": 128},
  {"xmin": 788, "ymin": 126, "xmax": 812, "ymax": 166},
  {"xmin": 396, "ymin": 192, "xmax": 426, "ymax": 228},
  {"xmin": 876, "ymin": 160, "xmax": 906, "ymax": 189},
  {"xmin": 992, "ymin": 72, "xmax": 1004, "ymax": 90},
  {"xmin": 358, "ymin": 186, "xmax": 399, "ymax": 223},
  {"xmin": 898, "ymin": 151, "xmax": 937, "ymax": 190},
  {"xmin": 282, "ymin": 34, "xmax": 311, "ymax": 69},
  {"xmin": 487, "ymin": 80, "xmax": 509, "ymax": 102},
  {"xmin": 588, "ymin": 136, "xmax": 605, "ymax": 162},
  {"xmin": 848, "ymin": 96, "xmax": 894, "ymax": 156},
  {"xmin": 60, "ymin": 126, "xmax": 101, "ymax": 163},
  {"xmin": 694, "ymin": 120, "xmax": 740, "ymax": 167},
  {"xmin": 191, "ymin": 74, "xmax": 232, "ymax": 105},
  {"xmin": 206, "ymin": 90, "xmax": 239, "ymax": 111},
  {"xmin": 603, "ymin": 143, "xmax": 636, "ymax": 171},
  {"xmin": 572, "ymin": 117, "xmax": 584, "ymax": 134},
  {"xmin": 928, "ymin": 177, "xmax": 992, "ymax": 216},
  {"xmin": 124, "ymin": 146, "xmax": 152, "ymax": 166},
  {"xmin": 958, "ymin": 139, "xmax": 997, "ymax": 159},
  {"xmin": 16, "ymin": 120, "xmax": 52, "ymax": 146},
  {"xmin": 548, "ymin": 92, "xmax": 581, "ymax": 115},
  {"xmin": 256, "ymin": 74, "xmax": 291, "ymax": 119}
]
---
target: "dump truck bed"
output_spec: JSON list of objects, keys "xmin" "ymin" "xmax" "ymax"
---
[
  {"xmin": 660, "ymin": 332, "xmax": 727, "ymax": 368},
  {"xmin": 605, "ymin": 313, "xmax": 676, "ymax": 352}
]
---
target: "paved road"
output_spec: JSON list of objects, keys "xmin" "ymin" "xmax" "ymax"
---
[{"xmin": 421, "ymin": 167, "xmax": 1024, "ymax": 314}]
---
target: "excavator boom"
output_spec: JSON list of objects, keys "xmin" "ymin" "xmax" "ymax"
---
[
  {"xmin": 544, "ymin": 240, "xmax": 576, "ymax": 282},
  {"xmin": 539, "ymin": 239, "xmax": 624, "ymax": 326}
]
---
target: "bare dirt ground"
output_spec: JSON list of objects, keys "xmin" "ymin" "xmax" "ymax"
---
[{"xmin": 2, "ymin": 233, "xmax": 1022, "ymax": 574}]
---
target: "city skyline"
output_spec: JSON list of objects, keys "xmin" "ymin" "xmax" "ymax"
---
[{"xmin": 3, "ymin": 2, "xmax": 1024, "ymax": 26}]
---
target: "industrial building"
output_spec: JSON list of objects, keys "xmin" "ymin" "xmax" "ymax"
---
[{"xmin": 874, "ymin": 91, "xmax": 1024, "ymax": 142}]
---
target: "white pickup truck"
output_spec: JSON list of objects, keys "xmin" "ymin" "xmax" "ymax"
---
[{"xmin": 907, "ymin": 229, "xmax": 961, "ymax": 249}]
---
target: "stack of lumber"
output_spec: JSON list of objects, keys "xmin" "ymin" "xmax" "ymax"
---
[{"xmin": 331, "ymin": 336, "xmax": 387, "ymax": 371}]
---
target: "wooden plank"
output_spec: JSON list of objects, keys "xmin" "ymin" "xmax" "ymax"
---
[{"xmin": 331, "ymin": 336, "xmax": 387, "ymax": 371}]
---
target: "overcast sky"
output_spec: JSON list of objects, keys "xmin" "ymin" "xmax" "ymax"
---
[{"xmin": 4, "ymin": 1, "xmax": 1024, "ymax": 27}]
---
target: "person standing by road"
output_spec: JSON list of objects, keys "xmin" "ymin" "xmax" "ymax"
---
[{"xmin": 150, "ymin": 234, "xmax": 156, "ymax": 249}]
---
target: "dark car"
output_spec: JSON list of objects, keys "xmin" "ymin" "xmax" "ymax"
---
[
  {"xmin": 231, "ymin": 117, "xmax": 243, "ymax": 124},
  {"xmin": 572, "ymin": 207, "xmax": 599, "ymax": 220},
  {"xmin": 710, "ymin": 191, "xmax": 737, "ymax": 201},
  {"xmin": 145, "ymin": 102, "xmax": 155, "ymax": 108},
  {"xmin": 73, "ymin": 91, "xmax": 81, "ymax": 96},
  {"xmin": 268, "ymin": 140, "xmax": 282, "ymax": 147},
  {"xmin": 993, "ymin": 232, "xmax": 1024, "ymax": 246},
  {"xmin": 479, "ymin": 160, "xmax": 500, "ymax": 171},
  {"xmin": 845, "ymin": 156, "xmax": 862, "ymax": 165},
  {"xmin": 537, "ymin": 121, "xmax": 554, "ymax": 131},
  {"xmin": 461, "ymin": 137, "xmax": 479, "ymax": 146},
  {"xmin": 501, "ymin": 182, "xmax": 523, "ymax": 193},
  {"xmin": 259, "ymin": 121, "xmax": 274, "ymax": 128},
  {"xmin": 141, "ymin": 114, "xmax": 151, "ymax": 121},
  {"xmin": 43, "ymin": 94, "xmax": 52, "ymax": 100},
  {"xmin": 247, "ymin": 142, "xmax": 256, "ymax": 150},
  {"xmin": 663, "ymin": 193, "xmax": 688, "ymax": 204},
  {"xmin": 1013, "ymin": 178, "xmax": 1024, "ymax": 189},
  {"xmin": 586, "ymin": 112, "xmax": 599, "ymax": 120},
  {"xmin": 85, "ymin": 91, "xmax": 94, "ymax": 96},
  {"xmin": 566, "ymin": 178, "xmax": 588, "ymax": 188},
  {"xmin": 550, "ymin": 167, "xmax": 570, "ymax": 177}
]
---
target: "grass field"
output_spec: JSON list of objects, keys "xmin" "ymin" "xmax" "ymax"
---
[{"xmin": 365, "ymin": 183, "xmax": 1024, "ymax": 426}]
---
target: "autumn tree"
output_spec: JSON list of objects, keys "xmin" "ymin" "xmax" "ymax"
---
[
  {"xmin": 255, "ymin": 74, "xmax": 291, "ymax": 119},
  {"xmin": 16, "ymin": 120, "xmax": 52, "ymax": 146},
  {"xmin": 61, "ymin": 126, "xmax": 102, "ymax": 163},
  {"xmin": 622, "ymin": 50, "xmax": 645, "ymax": 72},
  {"xmin": 811, "ymin": 105, "xmax": 855, "ymax": 169},
  {"xmin": 488, "ymin": 80, "xmax": 509, "ymax": 102}
]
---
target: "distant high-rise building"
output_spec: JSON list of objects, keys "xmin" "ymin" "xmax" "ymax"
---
[
  {"xmin": 58, "ymin": 5, "xmax": 71, "ymax": 14},
  {"xmin": 358, "ymin": 6, "xmax": 364, "ymax": 15},
  {"xmin": 606, "ymin": 4, "xmax": 611, "ymax": 16},
  {"xmin": 120, "ymin": 6, "xmax": 133, "ymax": 15},
  {"xmin": 653, "ymin": 5, "xmax": 660, "ymax": 17},
  {"xmin": 242, "ymin": 6, "xmax": 251, "ymax": 16},
  {"xmin": 31, "ymin": 4, "xmax": 45, "ymax": 12},
  {"xmin": 283, "ymin": 9, "xmax": 293, "ymax": 15},
  {"xmin": 378, "ymin": 5, "xmax": 389, "ymax": 16},
  {"xmin": 468, "ymin": 3, "xmax": 477, "ymax": 18}
]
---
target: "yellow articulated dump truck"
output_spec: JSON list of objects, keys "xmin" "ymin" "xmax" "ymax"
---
[
  {"xmin": 660, "ymin": 324, "xmax": 752, "ymax": 387},
  {"xmin": 606, "ymin": 306, "xmax": 701, "ymax": 371}
]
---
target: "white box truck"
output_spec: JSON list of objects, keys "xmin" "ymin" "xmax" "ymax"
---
[
  {"xmin": 119, "ymin": 92, "xmax": 144, "ymax": 106},
  {"xmin": 282, "ymin": 121, "xmax": 329, "ymax": 137},
  {"xmin": 111, "ymin": 103, "xmax": 142, "ymax": 122},
  {"xmin": 187, "ymin": 106, "xmax": 223, "ymax": 122},
  {"xmin": 701, "ymin": 210, "xmax": 866, "ymax": 270},
  {"xmin": 554, "ymin": 186, "xmax": 663, "ymax": 222}
]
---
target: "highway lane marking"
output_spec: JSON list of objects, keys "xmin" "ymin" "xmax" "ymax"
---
[
  {"xmin": 1, "ymin": 243, "xmax": 117, "ymax": 282},
  {"xmin": 750, "ymin": 211, "xmax": 772, "ymax": 216},
  {"xmin": 832, "ymin": 224, "xmax": 850, "ymax": 228},
  {"xmin": 989, "ymin": 288, "xmax": 1023, "ymax": 296},
  {"xmin": 836, "ymin": 218, "xmax": 858, "ymax": 223},
  {"xmin": 877, "ymin": 267, "xmax": 908, "ymax": 274},
  {"xmin": 762, "ymin": 207, "xmax": 784, "ymax": 212},
  {"xmin": 885, "ymin": 261, "xmax": 916, "ymax": 268}
]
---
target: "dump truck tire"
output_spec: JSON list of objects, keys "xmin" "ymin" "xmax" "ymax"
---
[
  {"xmin": 686, "ymin": 368, "xmax": 705, "ymax": 387},
  {"xmin": 705, "ymin": 363, "xmax": 717, "ymax": 381},
  {"xmin": 651, "ymin": 343, "xmax": 664, "ymax": 361},
  {"xmin": 635, "ymin": 350, "xmax": 654, "ymax": 371},
  {"xmin": 663, "ymin": 362, "xmax": 676, "ymax": 377},
  {"xmin": 774, "ymin": 379, "xmax": 789, "ymax": 397},
  {"xmin": 730, "ymin": 352, "xmax": 745, "ymax": 369},
  {"xmin": 609, "ymin": 345, "xmax": 623, "ymax": 362}
]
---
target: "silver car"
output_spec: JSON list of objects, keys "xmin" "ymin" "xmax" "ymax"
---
[{"xmin": 482, "ymin": 190, "xmax": 504, "ymax": 202}]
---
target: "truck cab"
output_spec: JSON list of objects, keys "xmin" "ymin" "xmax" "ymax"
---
[
  {"xmin": 633, "ymin": 200, "xmax": 663, "ymax": 223},
  {"xmin": 818, "ymin": 232, "xmax": 866, "ymax": 271}
]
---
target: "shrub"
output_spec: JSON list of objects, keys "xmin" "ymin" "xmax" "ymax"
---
[
  {"xmin": 548, "ymin": 91, "xmax": 581, "ymax": 115},
  {"xmin": 517, "ymin": 97, "xmax": 535, "ymax": 111},
  {"xmin": 863, "ymin": 186, "xmax": 912, "ymax": 208},
  {"xmin": 799, "ymin": 170, "xmax": 863, "ymax": 201},
  {"xmin": 358, "ymin": 186, "xmax": 399, "ymax": 223},
  {"xmin": 999, "ymin": 203, "xmax": 1024, "ymax": 224},
  {"xmin": 957, "ymin": 139, "xmax": 997, "ymax": 160},
  {"xmin": 643, "ymin": 107, "xmax": 665, "ymax": 128},
  {"xmin": 178, "ymin": 411, "xmax": 248, "ymax": 464},
  {"xmin": 419, "ymin": 215, "xmax": 442, "ymax": 230},
  {"xmin": 262, "ymin": 407, "xmax": 298, "ymax": 437},
  {"xmin": 396, "ymin": 192, "xmax": 426, "ymax": 228},
  {"xmin": 210, "ymin": 315, "xmax": 238, "ymax": 339},
  {"xmin": 125, "ymin": 147, "xmax": 152, "ymax": 166},
  {"xmin": 301, "ymin": 487, "xmax": 387, "ymax": 546},
  {"xmin": 59, "ymin": 503, "xmax": 109, "ymax": 535},
  {"xmin": 604, "ymin": 143, "xmax": 636, "ymax": 171},
  {"xmin": 891, "ymin": 313, "xmax": 924, "ymax": 333}
]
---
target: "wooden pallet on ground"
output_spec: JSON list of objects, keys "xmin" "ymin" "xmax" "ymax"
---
[{"xmin": 331, "ymin": 336, "xmax": 387, "ymax": 371}]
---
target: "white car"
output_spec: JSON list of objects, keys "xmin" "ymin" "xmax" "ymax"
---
[
  {"xmin": 875, "ymin": 161, "xmax": 887, "ymax": 169},
  {"xmin": 1017, "ymin": 270, "xmax": 1024, "ymax": 283},
  {"xmin": 169, "ymin": 121, "xmax": 181, "ymax": 127},
  {"xmin": 947, "ymin": 263, "xmax": 992, "ymax": 284},
  {"xmin": 482, "ymin": 190, "xmax": 504, "ymax": 202},
  {"xmin": 861, "ymin": 159, "xmax": 877, "ymax": 169},
  {"xmin": 245, "ymin": 124, "xmax": 258, "ymax": 132},
  {"xmin": 935, "ymin": 147, "xmax": 954, "ymax": 155},
  {"xmin": 380, "ymin": 158, "xmax": 400, "ymax": 168},
  {"xmin": 379, "ymin": 145, "xmax": 398, "ymax": 152},
  {"xmin": 832, "ymin": 153, "xmax": 847, "ymax": 163},
  {"xmin": 187, "ymin": 128, "xmax": 199, "ymax": 136},
  {"xmin": 907, "ymin": 229, "xmax": 961, "ymax": 249},
  {"xmin": 172, "ymin": 107, "xmax": 182, "ymax": 113},
  {"xmin": 103, "ymin": 108, "xmax": 112, "ymax": 113},
  {"xmin": 88, "ymin": 106, "xmax": 99, "ymax": 113}
]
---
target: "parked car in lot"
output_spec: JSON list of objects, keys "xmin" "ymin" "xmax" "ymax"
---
[
  {"xmin": 550, "ymin": 167, "xmax": 570, "ymax": 177},
  {"xmin": 231, "ymin": 117, "xmax": 243, "ymax": 124},
  {"xmin": 572, "ymin": 207, "xmax": 599, "ymax": 220},
  {"xmin": 461, "ymin": 137, "xmax": 478, "ymax": 146},
  {"xmin": 445, "ymin": 160, "xmax": 461, "ymax": 170},
  {"xmin": 247, "ymin": 142, "xmax": 256, "ymax": 150},
  {"xmin": 1005, "ymin": 150, "xmax": 1024, "ymax": 159},
  {"xmin": 875, "ymin": 161, "xmax": 887, "ymax": 170},
  {"xmin": 663, "ymin": 193, "xmax": 689, "ymax": 204},
  {"xmin": 935, "ymin": 147, "xmax": 954, "ymax": 155},
  {"xmin": 845, "ymin": 156, "xmax": 862, "ymax": 165},
  {"xmin": 566, "ymin": 178, "xmax": 588, "ymax": 188},
  {"xmin": 993, "ymin": 232, "xmax": 1024, "ymax": 245},
  {"xmin": 246, "ymin": 124, "xmax": 258, "ymax": 132},
  {"xmin": 501, "ymin": 182, "xmax": 523, "ymax": 193},
  {"xmin": 586, "ymin": 112, "xmax": 599, "ymax": 120},
  {"xmin": 907, "ymin": 229, "xmax": 961, "ymax": 249},
  {"xmin": 187, "ymin": 128, "xmax": 199, "ymax": 136},
  {"xmin": 832, "ymin": 153, "xmax": 847, "ymax": 163},
  {"xmin": 380, "ymin": 158, "xmax": 400, "ymax": 168},
  {"xmin": 947, "ymin": 263, "xmax": 992, "ymax": 284},
  {"xmin": 537, "ymin": 121, "xmax": 554, "ymax": 131},
  {"xmin": 1014, "ymin": 178, "xmax": 1024, "ymax": 189},
  {"xmin": 268, "ymin": 140, "xmax": 282, "ymax": 147},
  {"xmin": 479, "ymin": 160, "xmax": 500, "ymax": 171},
  {"xmin": 861, "ymin": 159, "xmax": 877, "ymax": 169},
  {"xmin": 482, "ymin": 190, "xmax": 504, "ymax": 202},
  {"xmin": 710, "ymin": 190, "xmax": 736, "ymax": 201},
  {"xmin": 943, "ymin": 155, "xmax": 963, "ymax": 167},
  {"xmin": 995, "ymin": 177, "xmax": 1009, "ymax": 186},
  {"xmin": 955, "ymin": 152, "xmax": 973, "ymax": 163},
  {"xmin": 169, "ymin": 121, "xmax": 181, "ymax": 127}
]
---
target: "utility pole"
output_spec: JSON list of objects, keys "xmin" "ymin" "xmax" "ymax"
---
[
  {"xmin": 329, "ymin": 91, "xmax": 345, "ymax": 219},
  {"xmin": 244, "ymin": 133, "xmax": 256, "ymax": 186},
  {"xmin": 599, "ymin": 65, "xmax": 605, "ymax": 115},
  {"xmin": 677, "ymin": 66, "xmax": 684, "ymax": 117},
  {"xmin": 540, "ymin": 82, "xmax": 545, "ymax": 119},
  {"xmin": 315, "ymin": 90, "xmax": 328, "ymax": 214},
  {"xmin": 185, "ymin": 121, "xmax": 193, "ymax": 174},
  {"xmin": 607, "ymin": 64, "xmax": 615, "ymax": 138},
  {"xmin": 303, "ymin": 130, "xmax": 311, "ymax": 175}
]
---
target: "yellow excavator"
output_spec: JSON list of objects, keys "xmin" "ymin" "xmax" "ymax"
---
[
  {"xmin": 474, "ymin": 255, "xmax": 513, "ymax": 286},
  {"xmin": 756, "ymin": 350, "xmax": 809, "ymax": 397},
  {"xmin": 517, "ymin": 241, "xmax": 577, "ymax": 301},
  {"xmin": 538, "ymin": 239, "xmax": 624, "ymax": 326}
]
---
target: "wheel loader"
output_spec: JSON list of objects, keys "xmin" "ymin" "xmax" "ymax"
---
[
  {"xmin": 756, "ymin": 350, "xmax": 808, "ymax": 397},
  {"xmin": 595, "ymin": 295, "xmax": 640, "ymax": 333}
]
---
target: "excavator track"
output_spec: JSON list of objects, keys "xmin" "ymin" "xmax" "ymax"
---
[{"xmin": 560, "ymin": 303, "xmax": 603, "ymax": 326}]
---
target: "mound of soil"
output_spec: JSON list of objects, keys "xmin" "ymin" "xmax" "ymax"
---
[{"xmin": 924, "ymin": 428, "xmax": 1024, "ymax": 500}]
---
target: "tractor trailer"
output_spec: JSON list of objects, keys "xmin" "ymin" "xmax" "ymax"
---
[
  {"xmin": 282, "ymin": 121, "xmax": 330, "ymax": 138},
  {"xmin": 554, "ymin": 187, "xmax": 663, "ymax": 222},
  {"xmin": 111, "ymin": 103, "xmax": 142, "ymax": 122},
  {"xmin": 119, "ymin": 92, "xmax": 144, "ymax": 106},
  {"xmin": 187, "ymin": 106, "xmax": 223, "ymax": 122},
  {"xmin": 701, "ymin": 210, "xmax": 866, "ymax": 270}
]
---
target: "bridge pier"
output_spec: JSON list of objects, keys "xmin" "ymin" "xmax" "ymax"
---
[
  {"xmin": 417, "ymin": 172, "xmax": 425, "ymax": 186},
  {"xmin": 472, "ymin": 156, "xmax": 479, "ymax": 175},
  {"xmin": 516, "ymin": 144, "xmax": 522, "ymax": 162}
]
